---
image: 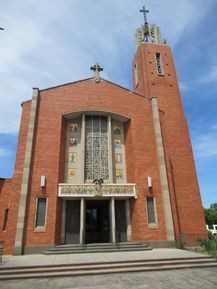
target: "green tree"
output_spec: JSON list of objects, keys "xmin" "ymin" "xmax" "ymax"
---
[
  {"xmin": 210, "ymin": 203, "xmax": 217, "ymax": 210},
  {"xmin": 204, "ymin": 203, "xmax": 217, "ymax": 225}
]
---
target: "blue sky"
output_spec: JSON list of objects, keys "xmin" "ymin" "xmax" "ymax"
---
[{"xmin": 0, "ymin": 0, "xmax": 216, "ymax": 208}]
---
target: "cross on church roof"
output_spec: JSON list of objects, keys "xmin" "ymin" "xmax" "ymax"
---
[
  {"xmin": 90, "ymin": 63, "xmax": 103, "ymax": 83},
  {"xmin": 140, "ymin": 5, "xmax": 150, "ymax": 42}
]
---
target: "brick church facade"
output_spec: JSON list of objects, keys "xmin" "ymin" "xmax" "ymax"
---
[{"xmin": 0, "ymin": 13, "xmax": 206, "ymax": 255}]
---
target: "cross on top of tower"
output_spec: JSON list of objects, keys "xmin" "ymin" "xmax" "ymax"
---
[
  {"xmin": 140, "ymin": 5, "xmax": 150, "ymax": 42},
  {"xmin": 140, "ymin": 5, "xmax": 149, "ymax": 24},
  {"xmin": 90, "ymin": 63, "xmax": 103, "ymax": 83}
]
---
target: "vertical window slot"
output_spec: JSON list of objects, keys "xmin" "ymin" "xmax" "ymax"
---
[
  {"xmin": 156, "ymin": 53, "xmax": 164, "ymax": 75},
  {"xmin": 133, "ymin": 63, "xmax": 139, "ymax": 86},
  {"xmin": 35, "ymin": 197, "xmax": 47, "ymax": 228},
  {"xmin": 3, "ymin": 208, "xmax": 9, "ymax": 231},
  {"xmin": 146, "ymin": 197, "xmax": 157, "ymax": 225}
]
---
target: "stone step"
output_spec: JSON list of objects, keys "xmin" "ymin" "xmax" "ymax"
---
[
  {"xmin": 0, "ymin": 255, "xmax": 212, "ymax": 270},
  {"xmin": 49, "ymin": 244, "xmax": 149, "ymax": 250},
  {"xmin": 43, "ymin": 247, "xmax": 152, "ymax": 255},
  {"xmin": 43, "ymin": 242, "xmax": 151, "ymax": 254},
  {"xmin": 45, "ymin": 244, "xmax": 149, "ymax": 250},
  {"xmin": 0, "ymin": 257, "xmax": 216, "ymax": 280},
  {"xmin": 0, "ymin": 257, "xmax": 215, "ymax": 273},
  {"xmin": 56, "ymin": 241, "xmax": 146, "ymax": 248}
]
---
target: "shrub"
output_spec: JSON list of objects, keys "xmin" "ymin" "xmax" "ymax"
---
[{"xmin": 198, "ymin": 238, "xmax": 217, "ymax": 257}]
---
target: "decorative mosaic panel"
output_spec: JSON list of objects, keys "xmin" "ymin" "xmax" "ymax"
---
[
  {"xmin": 59, "ymin": 184, "xmax": 136, "ymax": 197},
  {"xmin": 68, "ymin": 168, "xmax": 76, "ymax": 178},
  {"xmin": 69, "ymin": 152, "xmax": 76, "ymax": 163},
  {"xmin": 85, "ymin": 116, "xmax": 109, "ymax": 180},
  {"xmin": 112, "ymin": 121, "xmax": 126, "ymax": 183},
  {"xmin": 65, "ymin": 118, "xmax": 81, "ymax": 183},
  {"xmin": 115, "ymin": 154, "xmax": 122, "ymax": 163},
  {"xmin": 116, "ymin": 169, "xmax": 123, "ymax": 180}
]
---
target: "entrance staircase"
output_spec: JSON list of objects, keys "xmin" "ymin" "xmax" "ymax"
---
[
  {"xmin": 0, "ymin": 256, "xmax": 216, "ymax": 280},
  {"xmin": 43, "ymin": 241, "xmax": 152, "ymax": 255}
]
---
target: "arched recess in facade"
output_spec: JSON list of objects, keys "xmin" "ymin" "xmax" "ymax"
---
[{"xmin": 56, "ymin": 110, "xmax": 135, "ymax": 245}]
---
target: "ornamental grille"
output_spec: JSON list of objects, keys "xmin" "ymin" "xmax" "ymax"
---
[{"xmin": 85, "ymin": 116, "xmax": 109, "ymax": 180}]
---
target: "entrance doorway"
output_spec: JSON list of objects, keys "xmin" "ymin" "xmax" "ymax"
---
[{"xmin": 85, "ymin": 200, "xmax": 110, "ymax": 243}]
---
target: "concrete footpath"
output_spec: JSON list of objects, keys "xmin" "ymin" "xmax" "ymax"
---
[
  {"xmin": 0, "ymin": 249, "xmax": 217, "ymax": 289},
  {"xmin": 0, "ymin": 248, "xmax": 208, "ymax": 267}
]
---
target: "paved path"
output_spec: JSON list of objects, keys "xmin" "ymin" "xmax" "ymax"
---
[
  {"xmin": 0, "ymin": 249, "xmax": 216, "ymax": 289},
  {"xmin": 0, "ymin": 248, "xmax": 207, "ymax": 267}
]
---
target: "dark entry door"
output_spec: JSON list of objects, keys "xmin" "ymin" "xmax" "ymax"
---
[
  {"xmin": 85, "ymin": 201, "xmax": 110, "ymax": 243},
  {"xmin": 115, "ymin": 200, "xmax": 127, "ymax": 242},
  {"xmin": 65, "ymin": 200, "xmax": 80, "ymax": 244}
]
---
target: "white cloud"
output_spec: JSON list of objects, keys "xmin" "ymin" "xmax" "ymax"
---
[
  {"xmin": 147, "ymin": 0, "xmax": 214, "ymax": 46},
  {"xmin": 178, "ymin": 81, "xmax": 188, "ymax": 91},
  {"xmin": 0, "ymin": 148, "xmax": 8, "ymax": 158},
  {"xmin": 199, "ymin": 65, "xmax": 217, "ymax": 84},
  {"xmin": 0, "ymin": 0, "xmax": 215, "ymax": 134},
  {"xmin": 193, "ymin": 124, "xmax": 217, "ymax": 160}
]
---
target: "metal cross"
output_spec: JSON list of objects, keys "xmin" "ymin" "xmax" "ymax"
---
[
  {"xmin": 140, "ymin": 5, "xmax": 149, "ymax": 42},
  {"xmin": 90, "ymin": 63, "xmax": 103, "ymax": 82},
  {"xmin": 140, "ymin": 5, "xmax": 149, "ymax": 24}
]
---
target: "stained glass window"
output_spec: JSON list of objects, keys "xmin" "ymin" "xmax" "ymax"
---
[{"xmin": 85, "ymin": 116, "xmax": 109, "ymax": 180}]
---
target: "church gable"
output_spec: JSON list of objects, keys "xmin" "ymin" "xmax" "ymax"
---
[
  {"xmin": 37, "ymin": 77, "xmax": 150, "ymax": 122},
  {"xmin": 39, "ymin": 77, "xmax": 146, "ymax": 102}
]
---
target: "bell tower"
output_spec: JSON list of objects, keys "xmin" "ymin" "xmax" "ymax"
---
[
  {"xmin": 133, "ymin": 5, "xmax": 184, "ymax": 118},
  {"xmin": 132, "ymin": 6, "xmax": 206, "ymax": 238}
]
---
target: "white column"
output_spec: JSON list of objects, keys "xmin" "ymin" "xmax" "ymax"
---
[
  {"xmin": 108, "ymin": 114, "xmax": 114, "ymax": 183},
  {"xmin": 151, "ymin": 97, "xmax": 175, "ymax": 241},
  {"xmin": 79, "ymin": 198, "xmax": 85, "ymax": 244},
  {"xmin": 60, "ymin": 199, "xmax": 66, "ymax": 244},
  {"xmin": 110, "ymin": 197, "xmax": 116, "ymax": 243},
  {"xmin": 125, "ymin": 199, "xmax": 132, "ymax": 241},
  {"xmin": 14, "ymin": 88, "xmax": 39, "ymax": 255}
]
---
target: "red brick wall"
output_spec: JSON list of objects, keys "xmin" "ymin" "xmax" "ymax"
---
[
  {"xmin": 1, "ymin": 40, "xmax": 206, "ymax": 253},
  {"xmin": 133, "ymin": 43, "xmax": 206, "ymax": 236},
  {"xmin": 55, "ymin": 117, "xmax": 67, "ymax": 244},
  {"xmin": 0, "ymin": 102, "xmax": 31, "ymax": 254},
  {"xmin": 0, "ymin": 179, "xmax": 14, "ymax": 253},
  {"xmin": 19, "ymin": 79, "xmax": 169, "ymax": 247}
]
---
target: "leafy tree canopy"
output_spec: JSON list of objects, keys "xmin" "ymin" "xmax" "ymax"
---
[
  {"xmin": 204, "ymin": 203, "xmax": 217, "ymax": 225},
  {"xmin": 210, "ymin": 203, "xmax": 217, "ymax": 210}
]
